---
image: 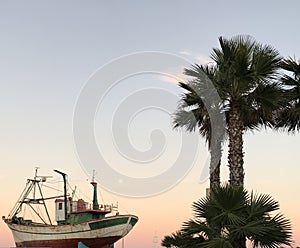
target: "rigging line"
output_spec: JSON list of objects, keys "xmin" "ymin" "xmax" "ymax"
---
[
  {"xmin": 23, "ymin": 204, "xmax": 26, "ymax": 215},
  {"xmin": 96, "ymin": 182, "xmax": 105, "ymax": 204},
  {"xmin": 37, "ymin": 181, "xmax": 52, "ymax": 225},
  {"xmin": 97, "ymin": 183, "xmax": 112, "ymax": 204},
  {"xmin": 67, "ymin": 181, "xmax": 74, "ymax": 192},
  {"xmin": 46, "ymin": 180, "xmax": 63, "ymax": 184},
  {"xmin": 8, "ymin": 181, "xmax": 30, "ymax": 217},
  {"xmin": 69, "ymin": 179, "xmax": 90, "ymax": 182},
  {"xmin": 28, "ymin": 204, "xmax": 35, "ymax": 222},
  {"xmin": 101, "ymin": 189, "xmax": 129, "ymax": 214},
  {"xmin": 36, "ymin": 205, "xmax": 46, "ymax": 224},
  {"xmin": 47, "ymin": 179, "xmax": 88, "ymax": 184},
  {"xmin": 67, "ymin": 182, "xmax": 78, "ymax": 201},
  {"xmin": 42, "ymin": 184, "xmax": 63, "ymax": 192},
  {"xmin": 71, "ymin": 182, "xmax": 92, "ymax": 202},
  {"xmin": 77, "ymin": 188, "xmax": 93, "ymax": 202},
  {"xmin": 27, "ymin": 204, "xmax": 47, "ymax": 224},
  {"xmin": 9, "ymin": 180, "xmax": 34, "ymax": 217}
]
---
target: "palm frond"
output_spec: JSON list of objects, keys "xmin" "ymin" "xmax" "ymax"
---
[
  {"xmin": 249, "ymin": 213, "xmax": 292, "ymax": 248},
  {"xmin": 247, "ymin": 191, "xmax": 280, "ymax": 219},
  {"xmin": 182, "ymin": 219, "xmax": 213, "ymax": 239},
  {"xmin": 275, "ymin": 57, "xmax": 300, "ymax": 132},
  {"xmin": 200, "ymin": 237, "xmax": 234, "ymax": 248},
  {"xmin": 161, "ymin": 230, "xmax": 205, "ymax": 248}
]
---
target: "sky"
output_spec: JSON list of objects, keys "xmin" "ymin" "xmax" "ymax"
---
[{"xmin": 0, "ymin": 1, "xmax": 300, "ymax": 247}]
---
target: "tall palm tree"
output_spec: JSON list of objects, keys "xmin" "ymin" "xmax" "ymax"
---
[
  {"xmin": 178, "ymin": 35, "xmax": 283, "ymax": 187},
  {"xmin": 213, "ymin": 35, "xmax": 284, "ymax": 186},
  {"xmin": 161, "ymin": 184, "xmax": 292, "ymax": 248},
  {"xmin": 173, "ymin": 65, "xmax": 225, "ymax": 190},
  {"xmin": 276, "ymin": 57, "xmax": 300, "ymax": 131}
]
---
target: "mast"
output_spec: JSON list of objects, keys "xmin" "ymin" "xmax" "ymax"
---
[
  {"xmin": 7, "ymin": 169, "xmax": 54, "ymax": 225},
  {"xmin": 33, "ymin": 167, "xmax": 39, "ymax": 199},
  {"xmin": 54, "ymin": 169, "xmax": 68, "ymax": 223},
  {"xmin": 91, "ymin": 170, "xmax": 99, "ymax": 210}
]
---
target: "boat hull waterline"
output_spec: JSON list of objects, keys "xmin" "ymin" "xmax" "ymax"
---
[{"xmin": 8, "ymin": 215, "xmax": 138, "ymax": 248}]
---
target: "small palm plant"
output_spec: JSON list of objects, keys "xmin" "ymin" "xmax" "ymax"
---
[{"xmin": 161, "ymin": 185, "xmax": 292, "ymax": 248}]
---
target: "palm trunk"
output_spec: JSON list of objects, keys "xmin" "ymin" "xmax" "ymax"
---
[
  {"xmin": 228, "ymin": 102, "xmax": 244, "ymax": 186},
  {"xmin": 209, "ymin": 140, "xmax": 222, "ymax": 190},
  {"xmin": 210, "ymin": 160, "xmax": 220, "ymax": 190}
]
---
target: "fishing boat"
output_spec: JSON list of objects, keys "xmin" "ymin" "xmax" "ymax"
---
[{"xmin": 2, "ymin": 168, "xmax": 138, "ymax": 248}]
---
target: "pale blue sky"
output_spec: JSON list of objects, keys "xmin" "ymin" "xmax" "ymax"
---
[{"xmin": 1, "ymin": 1, "xmax": 300, "ymax": 247}]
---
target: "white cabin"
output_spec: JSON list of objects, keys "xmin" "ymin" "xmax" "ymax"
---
[{"xmin": 55, "ymin": 199, "xmax": 90, "ymax": 222}]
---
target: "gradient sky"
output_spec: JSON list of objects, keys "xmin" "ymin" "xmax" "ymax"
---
[{"xmin": 1, "ymin": 1, "xmax": 300, "ymax": 247}]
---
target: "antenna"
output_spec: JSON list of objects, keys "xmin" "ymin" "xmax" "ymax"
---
[
  {"xmin": 92, "ymin": 169, "xmax": 96, "ymax": 182},
  {"xmin": 90, "ymin": 170, "xmax": 99, "ymax": 210},
  {"xmin": 34, "ymin": 167, "xmax": 40, "ymax": 179}
]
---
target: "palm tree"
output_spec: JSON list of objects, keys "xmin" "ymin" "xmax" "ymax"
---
[
  {"xmin": 173, "ymin": 65, "xmax": 225, "ymax": 190},
  {"xmin": 213, "ymin": 35, "xmax": 284, "ymax": 186},
  {"xmin": 175, "ymin": 35, "xmax": 283, "ymax": 187},
  {"xmin": 161, "ymin": 184, "xmax": 292, "ymax": 248},
  {"xmin": 276, "ymin": 57, "xmax": 300, "ymax": 131}
]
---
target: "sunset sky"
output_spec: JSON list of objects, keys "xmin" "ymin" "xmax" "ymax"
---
[{"xmin": 0, "ymin": 1, "xmax": 300, "ymax": 247}]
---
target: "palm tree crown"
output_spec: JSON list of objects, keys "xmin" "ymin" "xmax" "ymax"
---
[{"xmin": 161, "ymin": 184, "xmax": 292, "ymax": 248}]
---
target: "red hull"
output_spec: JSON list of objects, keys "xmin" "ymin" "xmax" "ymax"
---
[{"xmin": 15, "ymin": 236, "xmax": 122, "ymax": 248}]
